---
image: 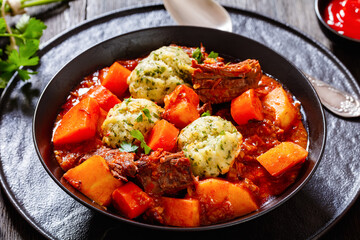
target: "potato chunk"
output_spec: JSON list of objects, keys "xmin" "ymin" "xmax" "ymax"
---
[
  {"xmin": 192, "ymin": 178, "xmax": 258, "ymax": 224},
  {"xmin": 256, "ymin": 141, "xmax": 308, "ymax": 177},
  {"xmin": 262, "ymin": 86, "xmax": 298, "ymax": 130},
  {"xmin": 63, "ymin": 155, "xmax": 123, "ymax": 206},
  {"xmin": 162, "ymin": 197, "xmax": 200, "ymax": 227}
]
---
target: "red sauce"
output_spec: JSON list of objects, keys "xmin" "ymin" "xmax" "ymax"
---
[{"xmin": 323, "ymin": 0, "xmax": 360, "ymax": 40}]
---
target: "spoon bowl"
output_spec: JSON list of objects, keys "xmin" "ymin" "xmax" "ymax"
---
[{"xmin": 163, "ymin": 0, "xmax": 232, "ymax": 32}]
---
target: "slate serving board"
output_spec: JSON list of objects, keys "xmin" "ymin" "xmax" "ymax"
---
[{"xmin": 0, "ymin": 4, "xmax": 359, "ymax": 240}]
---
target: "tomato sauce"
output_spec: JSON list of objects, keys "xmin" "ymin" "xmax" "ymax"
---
[{"xmin": 323, "ymin": 0, "xmax": 360, "ymax": 40}]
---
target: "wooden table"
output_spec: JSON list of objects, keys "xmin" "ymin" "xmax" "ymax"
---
[{"xmin": 0, "ymin": 0, "xmax": 359, "ymax": 239}]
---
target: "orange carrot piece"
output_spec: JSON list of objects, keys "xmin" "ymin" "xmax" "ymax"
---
[
  {"xmin": 164, "ymin": 84, "xmax": 200, "ymax": 107},
  {"xmin": 163, "ymin": 85, "xmax": 200, "ymax": 128},
  {"xmin": 96, "ymin": 108, "xmax": 108, "ymax": 135},
  {"xmin": 231, "ymin": 89, "xmax": 263, "ymax": 125},
  {"xmin": 63, "ymin": 155, "xmax": 123, "ymax": 206},
  {"xmin": 112, "ymin": 182, "xmax": 152, "ymax": 219},
  {"xmin": 256, "ymin": 142, "xmax": 308, "ymax": 177},
  {"xmin": 164, "ymin": 101, "xmax": 200, "ymax": 129},
  {"xmin": 161, "ymin": 197, "xmax": 200, "ymax": 227},
  {"xmin": 53, "ymin": 97, "xmax": 100, "ymax": 146},
  {"xmin": 100, "ymin": 62, "xmax": 131, "ymax": 98},
  {"xmin": 147, "ymin": 119, "xmax": 179, "ymax": 151},
  {"xmin": 85, "ymin": 85, "xmax": 121, "ymax": 111}
]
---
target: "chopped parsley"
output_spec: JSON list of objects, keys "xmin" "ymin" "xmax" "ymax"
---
[
  {"xmin": 130, "ymin": 130, "xmax": 152, "ymax": 154},
  {"xmin": 124, "ymin": 96, "xmax": 132, "ymax": 103},
  {"xmin": 201, "ymin": 110, "xmax": 211, "ymax": 117},
  {"xmin": 142, "ymin": 108, "xmax": 153, "ymax": 123},
  {"xmin": 208, "ymin": 51, "xmax": 219, "ymax": 59},
  {"xmin": 119, "ymin": 142, "xmax": 138, "ymax": 153},
  {"xmin": 135, "ymin": 113, "xmax": 143, "ymax": 122},
  {"xmin": 192, "ymin": 47, "xmax": 203, "ymax": 64}
]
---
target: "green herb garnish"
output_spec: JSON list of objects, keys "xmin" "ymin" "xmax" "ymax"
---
[
  {"xmin": 130, "ymin": 130, "xmax": 152, "ymax": 154},
  {"xmin": 201, "ymin": 110, "xmax": 211, "ymax": 117},
  {"xmin": 119, "ymin": 142, "xmax": 138, "ymax": 153},
  {"xmin": 0, "ymin": 0, "xmax": 66, "ymax": 89},
  {"xmin": 135, "ymin": 113, "xmax": 143, "ymax": 122},
  {"xmin": 124, "ymin": 96, "xmax": 132, "ymax": 103},
  {"xmin": 142, "ymin": 108, "xmax": 153, "ymax": 123},
  {"xmin": 208, "ymin": 51, "xmax": 218, "ymax": 59},
  {"xmin": 0, "ymin": 14, "xmax": 46, "ymax": 88},
  {"xmin": 192, "ymin": 47, "xmax": 203, "ymax": 64}
]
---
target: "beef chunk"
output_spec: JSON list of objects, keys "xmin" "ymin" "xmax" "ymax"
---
[
  {"xmin": 136, "ymin": 149, "xmax": 194, "ymax": 196},
  {"xmin": 54, "ymin": 138, "xmax": 103, "ymax": 172},
  {"xmin": 55, "ymin": 141, "xmax": 137, "ymax": 181},
  {"xmin": 93, "ymin": 146, "xmax": 138, "ymax": 181},
  {"xmin": 192, "ymin": 59, "xmax": 262, "ymax": 104}
]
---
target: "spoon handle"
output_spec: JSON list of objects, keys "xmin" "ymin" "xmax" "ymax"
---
[{"xmin": 304, "ymin": 73, "xmax": 360, "ymax": 118}]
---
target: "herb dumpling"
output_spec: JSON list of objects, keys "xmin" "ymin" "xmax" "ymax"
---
[
  {"xmin": 127, "ymin": 46, "xmax": 193, "ymax": 104},
  {"xmin": 178, "ymin": 116, "xmax": 242, "ymax": 178},
  {"xmin": 101, "ymin": 98, "xmax": 163, "ymax": 148}
]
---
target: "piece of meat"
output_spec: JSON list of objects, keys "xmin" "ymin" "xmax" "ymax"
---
[
  {"xmin": 92, "ymin": 146, "xmax": 138, "ymax": 181},
  {"xmin": 54, "ymin": 138, "xmax": 103, "ymax": 172},
  {"xmin": 192, "ymin": 59, "xmax": 262, "ymax": 104},
  {"xmin": 54, "ymin": 141, "xmax": 138, "ymax": 181},
  {"xmin": 136, "ymin": 149, "xmax": 194, "ymax": 196}
]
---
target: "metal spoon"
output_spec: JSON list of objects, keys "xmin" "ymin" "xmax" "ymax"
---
[
  {"xmin": 163, "ymin": 0, "xmax": 232, "ymax": 32},
  {"xmin": 163, "ymin": 0, "xmax": 360, "ymax": 118}
]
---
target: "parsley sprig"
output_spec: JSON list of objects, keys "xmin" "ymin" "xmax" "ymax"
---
[
  {"xmin": 119, "ymin": 141, "xmax": 138, "ymax": 153},
  {"xmin": 130, "ymin": 130, "xmax": 152, "ymax": 154},
  {"xmin": 0, "ymin": 0, "xmax": 64, "ymax": 88},
  {"xmin": 192, "ymin": 47, "xmax": 219, "ymax": 64}
]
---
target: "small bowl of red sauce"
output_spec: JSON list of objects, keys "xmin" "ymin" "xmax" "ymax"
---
[{"xmin": 315, "ymin": 0, "xmax": 360, "ymax": 47}]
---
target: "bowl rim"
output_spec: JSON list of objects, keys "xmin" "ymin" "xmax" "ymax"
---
[
  {"xmin": 32, "ymin": 25, "xmax": 326, "ymax": 231},
  {"xmin": 314, "ymin": 0, "xmax": 360, "ymax": 43}
]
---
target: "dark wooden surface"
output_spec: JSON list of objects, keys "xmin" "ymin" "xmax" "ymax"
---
[{"xmin": 0, "ymin": 0, "xmax": 359, "ymax": 239}]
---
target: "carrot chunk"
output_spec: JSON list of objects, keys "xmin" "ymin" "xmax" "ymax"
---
[
  {"xmin": 231, "ymin": 89, "xmax": 264, "ymax": 125},
  {"xmin": 112, "ymin": 182, "xmax": 152, "ymax": 219},
  {"xmin": 162, "ymin": 197, "xmax": 200, "ymax": 227},
  {"xmin": 85, "ymin": 85, "xmax": 121, "ymax": 111},
  {"xmin": 63, "ymin": 155, "xmax": 123, "ymax": 206},
  {"xmin": 53, "ymin": 97, "xmax": 100, "ymax": 146},
  {"xmin": 100, "ymin": 62, "xmax": 131, "ymax": 98},
  {"xmin": 96, "ymin": 108, "xmax": 108, "ymax": 135},
  {"xmin": 147, "ymin": 119, "xmax": 179, "ymax": 152},
  {"xmin": 163, "ymin": 85, "xmax": 200, "ymax": 128},
  {"xmin": 256, "ymin": 142, "xmax": 308, "ymax": 177}
]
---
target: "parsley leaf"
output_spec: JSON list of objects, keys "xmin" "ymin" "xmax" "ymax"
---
[
  {"xmin": 135, "ymin": 113, "xmax": 143, "ymax": 122},
  {"xmin": 201, "ymin": 110, "xmax": 211, "ymax": 117},
  {"xmin": 208, "ymin": 51, "xmax": 219, "ymax": 59},
  {"xmin": 192, "ymin": 47, "xmax": 203, "ymax": 64},
  {"xmin": 0, "ymin": 15, "xmax": 46, "ymax": 88},
  {"xmin": 0, "ymin": 18, "xmax": 6, "ymax": 34},
  {"xmin": 130, "ymin": 130, "xmax": 152, "ymax": 154},
  {"xmin": 142, "ymin": 108, "xmax": 153, "ymax": 123},
  {"xmin": 119, "ymin": 142, "xmax": 138, "ymax": 153},
  {"xmin": 124, "ymin": 96, "xmax": 132, "ymax": 103}
]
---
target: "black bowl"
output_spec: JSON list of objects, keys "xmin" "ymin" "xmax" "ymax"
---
[
  {"xmin": 33, "ymin": 26, "xmax": 326, "ymax": 230},
  {"xmin": 315, "ymin": 0, "xmax": 360, "ymax": 48}
]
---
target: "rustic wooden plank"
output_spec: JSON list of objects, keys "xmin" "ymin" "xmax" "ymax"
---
[{"xmin": 39, "ymin": 0, "xmax": 87, "ymax": 43}]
